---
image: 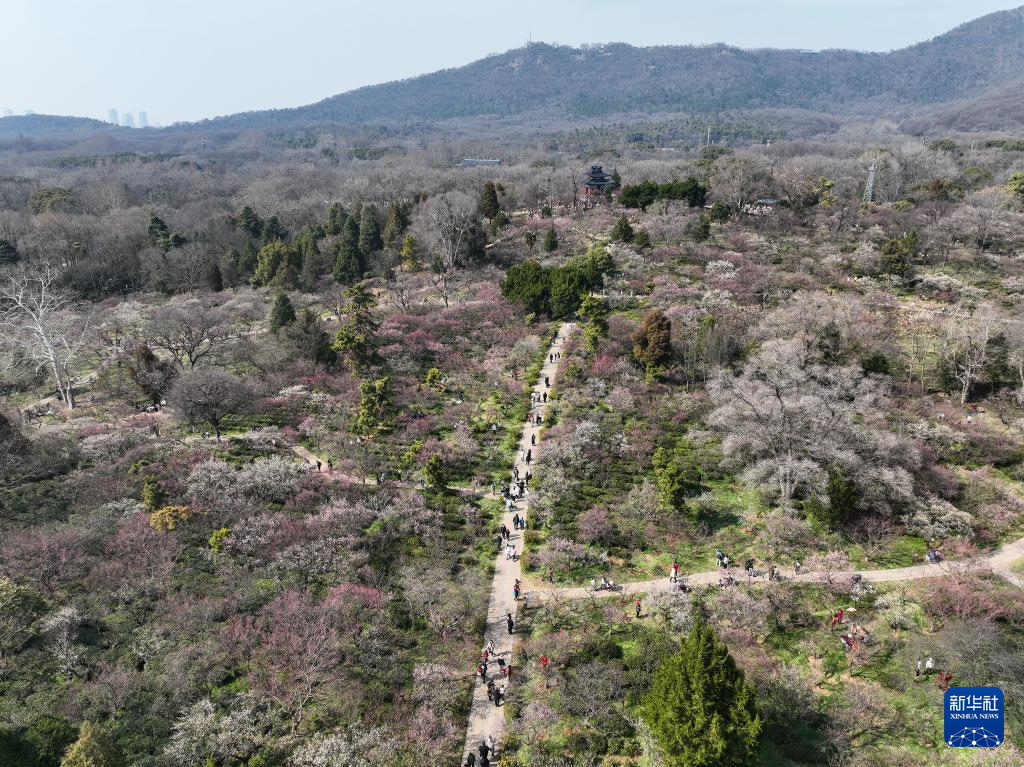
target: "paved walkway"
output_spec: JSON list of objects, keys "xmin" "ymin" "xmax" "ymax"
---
[
  {"xmin": 528, "ymin": 534, "xmax": 1024, "ymax": 603},
  {"xmin": 460, "ymin": 322, "xmax": 574, "ymax": 766}
]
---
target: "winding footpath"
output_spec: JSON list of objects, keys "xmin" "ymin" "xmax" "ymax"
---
[
  {"xmin": 460, "ymin": 322, "xmax": 575, "ymax": 766},
  {"xmin": 529, "ymin": 535, "xmax": 1024, "ymax": 604}
]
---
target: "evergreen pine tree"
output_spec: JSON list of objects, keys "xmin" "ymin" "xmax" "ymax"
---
[
  {"xmin": 59, "ymin": 722, "xmax": 125, "ymax": 767},
  {"xmin": 252, "ymin": 241, "xmax": 295, "ymax": 288},
  {"xmin": 543, "ymin": 226, "xmax": 559, "ymax": 253},
  {"xmin": 333, "ymin": 217, "xmax": 364, "ymax": 285},
  {"xmin": 142, "ymin": 475, "xmax": 164, "ymax": 511},
  {"xmin": 237, "ymin": 243, "xmax": 258, "ymax": 280},
  {"xmin": 300, "ymin": 246, "xmax": 322, "ymax": 290},
  {"xmin": 610, "ymin": 215, "xmax": 635, "ymax": 242},
  {"xmin": 0, "ymin": 238, "xmax": 18, "ymax": 264},
  {"xmin": 549, "ymin": 266, "xmax": 587, "ymax": 318},
  {"xmin": 26, "ymin": 715, "xmax": 77, "ymax": 767},
  {"xmin": 269, "ymin": 292, "xmax": 297, "ymax": 332},
  {"xmin": 399, "ymin": 234, "xmax": 419, "ymax": 271},
  {"xmin": 524, "ymin": 230, "xmax": 538, "ymax": 250},
  {"xmin": 500, "ymin": 259, "xmax": 551, "ymax": 316},
  {"xmin": 422, "ymin": 454, "xmax": 449, "ymax": 492},
  {"xmin": 478, "ymin": 181, "xmax": 501, "ymax": 219},
  {"xmin": 358, "ymin": 206, "xmax": 383, "ymax": 255},
  {"xmin": 325, "ymin": 203, "xmax": 348, "ymax": 236},
  {"xmin": 237, "ymin": 206, "xmax": 263, "ymax": 239},
  {"xmin": 632, "ymin": 310, "xmax": 673, "ymax": 372},
  {"xmin": 578, "ymin": 294, "xmax": 610, "ymax": 352},
  {"xmin": 355, "ymin": 376, "xmax": 391, "ymax": 434},
  {"xmin": 640, "ymin": 623, "xmax": 760, "ymax": 767},
  {"xmin": 633, "ymin": 229, "xmax": 651, "ymax": 249},
  {"xmin": 381, "ymin": 203, "xmax": 409, "ymax": 249},
  {"xmin": 260, "ymin": 215, "xmax": 286, "ymax": 245},
  {"xmin": 349, "ymin": 200, "xmax": 363, "ymax": 232},
  {"xmin": 284, "ymin": 309, "xmax": 337, "ymax": 365},
  {"xmin": 879, "ymin": 230, "xmax": 918, "ymax": 278},
  {"xmin": 684, "ymin": 214, "xmax": 712, "ymax": 242},
  {"xmin": 147, "ymin": 215, "xmax": 170, "ymax": 249},
  {"xmin": 332, "ymin": 283, "xmax": 379, "ymax": 373},
  {"xmin": 205, "ymin": 263, "xmax": 224, "ymax": 292},
  {"xmin": 489, "ymin": 210, "xmax": 510, "ymax": 237},
  {"xmin": 1008, "ymin": 172, "xmax": 1024, "ymax": 199},
  {"xmin": 464, "ymin": 220, "xmax": 487, "ymax": 263},
  {"xmin": 652, "ymin": 437, "xmax": 707, "ymax": 514}
]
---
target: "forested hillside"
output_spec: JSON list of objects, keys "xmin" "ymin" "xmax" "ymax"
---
[
  {"xmin": 189, "ymin": 6, "xmax": 1024, "ymax": 130},
  {"xmin": 4, "ymin": 5, "xmax": 1024, "ymax": 766},
  {"xmin": 2, "ymin": 116, "xmax": 1024, "ymax": 765}
]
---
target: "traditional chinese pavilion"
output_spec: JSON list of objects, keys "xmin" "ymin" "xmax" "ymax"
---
[{"xmin": 581, "ymin": 165, "xmax": 612, "ymax": 198}]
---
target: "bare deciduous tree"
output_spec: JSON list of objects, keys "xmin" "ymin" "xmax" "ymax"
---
[
  {"xmin": 416, "ymin": 192, "xmax": 480, "ymax": 307},
  {"xmin": 145, "ymin": 299, "xmax": 234, "ymax": 369},
  {"xmin": 940, "ymin": 302, "xmax": 1004, "ymax": 404},
  {"xmin": 0, "ymin": 267, "xmax": 94, "ymax": 408},
  {"xmin": 167, "ymin": 368, "xmax": 249, "ymax": 440}
]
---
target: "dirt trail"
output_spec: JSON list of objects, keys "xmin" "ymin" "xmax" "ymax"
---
[
  {"xmin": 460, "ymin": 322, "xmax": 574, "ymax": 766},
  {"xmin": 530, "ymin": 534, "xmax": 1024, "ymax": 603}
]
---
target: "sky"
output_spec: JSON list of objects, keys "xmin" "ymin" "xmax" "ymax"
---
[{"xmin": 2, "ymin": 0, "xmax": 1020, "ymax": 125}]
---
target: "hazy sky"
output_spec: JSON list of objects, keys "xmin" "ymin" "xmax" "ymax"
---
[{"xmin": 3, "ymin": 0, "xmax": 1020, "ymax": 124}]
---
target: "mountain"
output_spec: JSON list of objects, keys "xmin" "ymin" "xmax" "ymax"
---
[
  {"xmin": 186, "ymin": 6, "xmax": 1024, "ymax": 132},
  {"xmin": 9, "ymin": 6, "xmax": 1024, "ymax": 142}
]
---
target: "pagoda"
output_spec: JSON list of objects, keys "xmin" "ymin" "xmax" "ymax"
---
[{"xmin": 581, "ymin": 165, "xmax": 613, "ymax": 198}]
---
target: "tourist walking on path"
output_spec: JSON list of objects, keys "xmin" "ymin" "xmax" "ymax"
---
[{"xmin": 461, "ymin": 323, "xmax": 575, "ymax": 761}]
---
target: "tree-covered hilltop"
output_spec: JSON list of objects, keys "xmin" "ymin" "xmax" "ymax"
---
[{"xmin": 187, "ymin": 7, "xmax": 1024, "ymax": 130}]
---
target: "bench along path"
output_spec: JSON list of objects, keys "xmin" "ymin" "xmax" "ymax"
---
[
  {"xmin": 529, "ymin": 534, "xmax": 1024, "ymax": 604},
  {"xmin": 461, "ymin": 322, "xmax": 575, "ymax": 765}
]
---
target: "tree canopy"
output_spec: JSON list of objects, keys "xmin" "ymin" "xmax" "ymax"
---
[
  {"xmin": 640, "ymin": 623, "xmax": 761, "ymax": 767},
  {"xmin": 619, "ymin": 177, "xmax": 708, "ymax": 210}
]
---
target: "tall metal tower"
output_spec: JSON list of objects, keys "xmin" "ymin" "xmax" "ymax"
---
[{"xmin": 863, "ymin": 162, "xmax": 877, "ymax": 204}]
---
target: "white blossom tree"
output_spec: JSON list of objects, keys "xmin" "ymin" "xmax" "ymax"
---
[
  {"xmin": 288, "ymin": 726, "xmax": 396, "ymax": 767},
  {"xmin": 165, "ymin": 695, "xmax": 275, "ymax": 766},
  {"xmin": 40, "ymin": 605, "xmax": 84, "ymax": 679},
  {"xmin": 709, "ymin": 339, "xmax": 917, "ymax": 513}
]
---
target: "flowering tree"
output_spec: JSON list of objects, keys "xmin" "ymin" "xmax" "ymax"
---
[
  {"xmin": 709, "ymin": 339, "xmax": 917, "ymax": 517},
  {"xmin": 165, "ymin": 695, "xmax": 275, "ymax": 766},
  {"xmin": 288, "ymin": 727, "xmax": 397, "ymax": 767},
  {"xmin": 247, "ymin": 590, "xmax": 340, "ymax": 732},
  {"xmin": 40, "ymin": 605, "xmax": 84, "ymax": 679}
]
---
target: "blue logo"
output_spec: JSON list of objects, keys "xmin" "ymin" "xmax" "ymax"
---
[{"xmin": 944, "ymin": 687, "xmax": 1003, "ymax": 747}]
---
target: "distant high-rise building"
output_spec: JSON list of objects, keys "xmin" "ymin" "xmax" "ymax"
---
[
  {"xmin": 108, "ymin": 108, "xmax": 119, "ymax": 125},
  {"xmin": 24, "ymin": 109, "xmax": 34, "ymax": 116},
  {"xmin": 122, "ymin": 112, "xmax": 135, "ymax": 128},
  {"xmin": 138, "ymin": 111, "xmax": 148, "ymax": 128},
  {"xmin": 2, "ymin": 108, "xmax": 12, "ymax": 118}
]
